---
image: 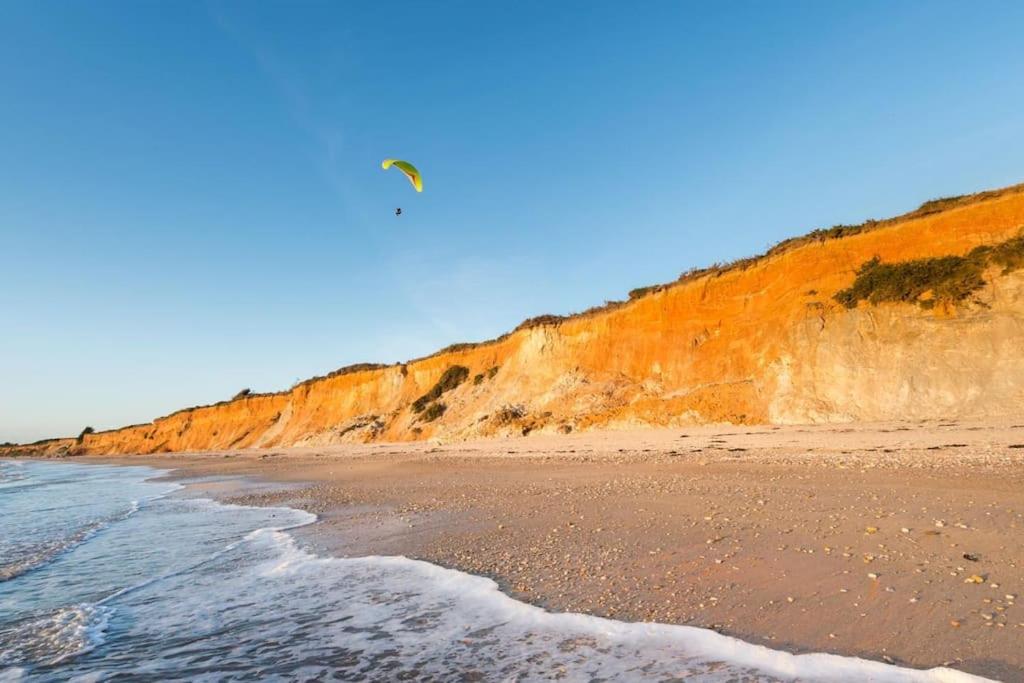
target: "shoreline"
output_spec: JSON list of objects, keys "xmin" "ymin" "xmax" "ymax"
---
[{"xmin": 77, "ymin": 420, "xmax": 1024, "ymax": 681}]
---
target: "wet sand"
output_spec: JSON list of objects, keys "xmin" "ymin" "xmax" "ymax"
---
[{"xmin": 87, "ymin": 420, "xmax": 1024, "ymax": 681}]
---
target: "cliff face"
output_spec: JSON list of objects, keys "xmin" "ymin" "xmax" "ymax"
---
[{"xmin": 15, "ymin": 185, "xmax": 1024, "ymax": 456}]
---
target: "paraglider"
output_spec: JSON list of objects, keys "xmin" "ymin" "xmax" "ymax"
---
[
  {"xmin": 381, "ymin": 159, "xmax": 421, "ymax": 216},
  {"xmin": 381, "ymin": 159, "xmax": 422, "ymax": 192}
]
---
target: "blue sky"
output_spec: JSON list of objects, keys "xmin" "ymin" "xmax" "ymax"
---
[{"xmin": 3, "ymin": 1, "xmax": 1024, "ymax": 443}]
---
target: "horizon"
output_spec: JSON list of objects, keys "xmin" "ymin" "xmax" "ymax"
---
[{"xmin": 4, "ymin": 1, "xmax": 1024, "ymax": 443}]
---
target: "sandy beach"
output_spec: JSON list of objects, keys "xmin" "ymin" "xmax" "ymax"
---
[{"xmin": 78, "ymin": 420, "xmax": 1024, "ymax": 680}]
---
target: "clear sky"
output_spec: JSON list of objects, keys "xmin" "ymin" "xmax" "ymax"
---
[{"xmin": 3, "ymin": 1, "xmax": 1024, "ymax": 443}]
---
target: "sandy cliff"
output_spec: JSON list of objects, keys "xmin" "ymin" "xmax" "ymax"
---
[{"xmin": 11, "ymin": 184, "xmax": 1024, "ymax": 456}]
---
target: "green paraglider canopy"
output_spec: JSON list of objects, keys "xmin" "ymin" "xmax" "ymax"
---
[{"xmin": 381, "ymin": 159, "xmax": 423, "ymax": 192}]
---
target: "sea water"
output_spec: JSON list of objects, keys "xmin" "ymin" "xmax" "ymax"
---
[{"xmin": 0, "ymin": 459, "xmax": 991, "ymax": 682}]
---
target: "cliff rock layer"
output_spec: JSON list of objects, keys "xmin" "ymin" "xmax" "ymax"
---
[{"xmin": 13, "ymin": 184, "xmax": 1024, "ymax": 455}]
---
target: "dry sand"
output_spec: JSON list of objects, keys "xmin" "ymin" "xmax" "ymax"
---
[{"xmin": 86, "ymin": 420, "xmax": 1024, "ymax": 681}]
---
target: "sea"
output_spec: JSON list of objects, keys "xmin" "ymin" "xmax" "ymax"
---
[{"xmin": 0, "ymin": 459, "xmax": 990, "ymax": 682}]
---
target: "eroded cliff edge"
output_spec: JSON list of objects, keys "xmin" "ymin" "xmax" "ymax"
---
[{"xmin": 11, "ymin": 184, "xmax": 1024, "ymax": 456}]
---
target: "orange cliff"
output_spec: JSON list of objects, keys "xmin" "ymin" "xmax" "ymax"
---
[{"xmin": 12, "ymin": 184, "xmax": 1024, "ymax": 456}]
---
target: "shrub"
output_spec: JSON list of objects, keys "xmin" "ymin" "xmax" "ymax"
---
[
  {"xmin": 420, "ymin": 402, "xmax": 447, "ymax": 423},
  {"xmin": 473, "ymin": 366, "xmax": 499, "ymax": 385},
  {"xmin": 513, "ymin": 314, "xmax": 565, "ymax": 332},
  {"xmin": 986, "ymin": 231, "xmax": 1024, "ymax": 274},
  {"xmin": 628, "ymin": 285, "xmax": 663, "ymax": 300},
  {"xmin": 77, "ymin": 426, "xmax": 95, "ymax": 443},
  {"xmin": 916, "ymin": 194, "xmax": 967, "ymax": 216},
  {"xmin": 834, "ymin": 255, "xmax": 985, "ymax": 309},
  {"xmin": 435, "ymin": 342, "xmax": 478, "ymax": 355},
  {"xmin": 233, "ymin": 388, "xmax": 252, "ymax": 400},
  {"xmin": 834, "ymin": 229, "xmax": 1024, "ymax": 310},
  {"xmin": 291, "ymin": 363, "xmax": 391, "ymax": 391},
  {"xmin": 411, "ymin": 365, "xmax": 469, "ymax": 413}
]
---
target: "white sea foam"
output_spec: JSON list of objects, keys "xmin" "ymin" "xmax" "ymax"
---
[{"xmin": 0, "ymin": 604, "xmax": 112, "ymax": 669}]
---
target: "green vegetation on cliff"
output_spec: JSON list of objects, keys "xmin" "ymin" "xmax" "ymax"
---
[
  {"xmin": 835, "ymin": 230, "xmax": 1024, "ymax": 309},
  {"xmin": 411, "ymin": 365, "xmax": 470, "ymax": 414}
]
